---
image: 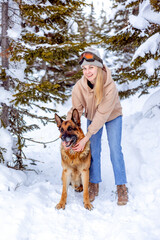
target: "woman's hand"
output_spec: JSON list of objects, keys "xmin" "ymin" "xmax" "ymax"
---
[{"xmin": 72, "ymin": 136, "xmax": 89, "ymax": 152}]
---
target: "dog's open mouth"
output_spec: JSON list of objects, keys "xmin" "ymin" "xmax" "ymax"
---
[
  {"xmin": 63, "ymin": 135, "xmax": 77, "ymax": 148},
  {"xmin": 65, "ymin": 139, "xmax": 75, "ymax": 148}
]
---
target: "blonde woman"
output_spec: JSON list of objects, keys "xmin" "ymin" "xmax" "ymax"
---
[{"xmin": 67, "ymin": 47, "xmax": 128, "ymax": 205}]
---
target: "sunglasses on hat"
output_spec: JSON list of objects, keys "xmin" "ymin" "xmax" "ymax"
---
[{"xmin": 79, "ymin": 52, "xmax": 103, "ymax": 65}]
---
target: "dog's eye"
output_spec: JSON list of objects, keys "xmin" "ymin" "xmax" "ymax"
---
[
  {"xmin": 67, "ymin": 126, "xmax": 72, "ymax": 131},
  {"xmin": 61, "ymin": 128, "xmax": 64, "ymax": 133}
]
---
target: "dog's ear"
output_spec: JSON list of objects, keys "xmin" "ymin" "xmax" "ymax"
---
[
  {"xmin": 71, "ymin": 109, "xmax": 80, "ymax": 126},
  {"xmin": 55, "ymin": 113, "xmax": 63, "ymax": 128}
]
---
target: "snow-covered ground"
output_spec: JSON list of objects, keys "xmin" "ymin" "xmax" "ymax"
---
[{"xmin": 1, "ymin": 87, "xmax": 160, "ymax": 240}]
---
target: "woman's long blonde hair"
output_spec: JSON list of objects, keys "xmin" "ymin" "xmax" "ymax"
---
[{"xmin": 94, "ymin": 67, "xmax": 104, "ymax": 106}]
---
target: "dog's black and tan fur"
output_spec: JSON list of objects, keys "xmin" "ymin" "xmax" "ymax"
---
[{"xmin": 55, "ymin": 109, "xmax": 93, "ymax": 210}]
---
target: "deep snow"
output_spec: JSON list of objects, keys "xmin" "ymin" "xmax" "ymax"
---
[{"xmin": 1, "ymin": 87, "xmax": 160, "ymax": 240}]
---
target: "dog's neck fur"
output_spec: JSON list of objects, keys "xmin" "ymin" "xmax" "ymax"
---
[{"xmin": 61, "ymin": 141, "xmax": 90, "ymax": 158}]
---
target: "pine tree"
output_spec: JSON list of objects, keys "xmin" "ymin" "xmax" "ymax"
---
[
  {"xmin": 11, "ymin": 0, "xmax": 88, "ymax": 96},
  {"xmin": 150, "ymin": 0, "xmax": 160, "ymax": 11},
  {"xmin": 98, "ymin": 2, "xmax": 116, "ymax": 69},
  {"xmin": 0, "ymin": 0, "xmax": 90, "ymax": 167},
  {"xmin": 0, "ymin": 0, "xmax": 103, "ymax": 167},
  {"xmin": 100, "ymin": 0, "xmax": 135, "ymax": 86},
  {"xmin": 86, "ymin": 2, "xmax": 100, "ymax": 43},
  {"xmin": 101, "ymin": 0, "xmax": 160, "ymax": 98},
  {"xmin": 74, "ymin": 5, "xmax": 89, "ymax": 44}
]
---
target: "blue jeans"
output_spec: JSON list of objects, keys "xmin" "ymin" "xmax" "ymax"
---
[{"xmin": 87, "ymin": 116, "xmax": 127, "ymax": 185}]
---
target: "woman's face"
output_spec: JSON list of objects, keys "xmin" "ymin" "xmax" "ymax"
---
[{"xmin": 82, "ymin": 65, "xmax": 98, "ymax": 83}]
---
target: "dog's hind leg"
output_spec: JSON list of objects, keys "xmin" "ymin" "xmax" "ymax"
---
[{"xmin": 56, "ymin": 169, "xmax": 71, "ymax": 210}]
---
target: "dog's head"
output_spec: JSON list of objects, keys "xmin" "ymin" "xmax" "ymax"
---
[{"xmin": 55, "ymin": 109, "xmax": 82, "ymax": 148}]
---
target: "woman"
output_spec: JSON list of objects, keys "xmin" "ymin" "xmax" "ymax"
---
[{"xmin": 67, "ymin": 47, "xmax": 128, "ymax": 205}]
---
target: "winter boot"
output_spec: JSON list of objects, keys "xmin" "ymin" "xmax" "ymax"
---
[
  {"xmin": 117, "ymin": 184, "xmax": 128, "ymax": 205},
  {"xmin": 94, "ymin": 183, "xmax": 99, "ymax": 196},
  {"xmin": 89, "ymin": 183, "xmax": 99, "ymax": 202}
]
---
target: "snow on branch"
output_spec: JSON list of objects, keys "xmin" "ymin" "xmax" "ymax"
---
[
  {"xmin": 132, "ymin": 32, "xmax": 160, "ymax": 60},
  {"xmin": 129, "ymin": 0, "xmax": 160, "ymax": 30},
  {"xmin": 128, "ymin": 0, "xmax": 160, "ymax": 77},
  {"xmin": 142, "ymin": 58, "xmax": 160, "ymax": 76},
  {"xmin": 129, "ymin": 15, "xmax": 149, "ymax": 30},
  {"xmin": 132, "ymin": 32, "xmax": 160, "ymax": 75}
]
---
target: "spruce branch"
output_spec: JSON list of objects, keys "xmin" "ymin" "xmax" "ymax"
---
[{"xmin": 24, "ymin": 136, "xmax": 60, "ymax": 148}]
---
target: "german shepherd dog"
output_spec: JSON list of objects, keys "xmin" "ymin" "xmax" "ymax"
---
[{"xmin": 55, "ymin": 109, "xmax": 93, "ymax": 210}]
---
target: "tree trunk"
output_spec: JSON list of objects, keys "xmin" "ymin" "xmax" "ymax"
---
[
  {"xmin": 1, "ymin": 1, "xmax": 9, "ymax": 72},
  {"xmin": 1, "ymin": 1, "xmax": 9, "ymax": 128}
]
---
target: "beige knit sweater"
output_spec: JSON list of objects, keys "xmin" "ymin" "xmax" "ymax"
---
[{"xmin": 67, "ymin": 66, "xmax": 122, "ymax": 139}]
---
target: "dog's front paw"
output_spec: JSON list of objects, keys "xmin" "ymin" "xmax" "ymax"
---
[
  {"xmin": 84, "ymin": 202, "xmax": 94, "ymax": 211},
  {"xmin": 55, "ymin": 202, "xmax": 66, "ymax": 210}
]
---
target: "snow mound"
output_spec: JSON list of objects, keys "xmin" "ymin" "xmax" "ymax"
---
[
  {"xmin": 142, "ymin": 89, "xmax": 160, "ymax": 118},
  {"xmin": 0, "ymin": 87, "xmax": 13, "ymax": 105},
  {"xmin": 0, "ymin": 165, "xmax": 27, "ymax": 191},
  {"xmin": 0, "ymin": 128, "xmax": 13, "ymax": 162}
]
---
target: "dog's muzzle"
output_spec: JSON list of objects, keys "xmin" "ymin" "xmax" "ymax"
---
[{"xmin": 61, "ymin": 134, "xmax": 77, "ymax": 148}]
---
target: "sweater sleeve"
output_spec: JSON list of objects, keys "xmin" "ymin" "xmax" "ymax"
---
[
  {"xmin": 66, "ymin": 85, "xmax": 84, "ymax": 120},
  {"xmin": 86, "ymin": 81, "xmax": 118, "ymax": 139}
]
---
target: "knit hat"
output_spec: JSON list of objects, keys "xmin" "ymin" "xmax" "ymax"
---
[{"xmin": 80, "ymin": 47, "xmax": 103, "ymax": 69}]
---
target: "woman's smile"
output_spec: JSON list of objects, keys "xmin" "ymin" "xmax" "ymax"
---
[{"xmin": 82, "ymin": 65, "xmax": 98, "ymax": 83}]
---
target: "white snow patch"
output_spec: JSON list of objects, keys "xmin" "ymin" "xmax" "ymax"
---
[
  {"xmin": 0, "ymin": 87, "xmax": 13, "ymax": 105},
  {"xmin": 132, "ymin": 32, "xmax": 160, "ymax": 60},
  {"xmin": 141, "ymin": 58, "xmax": 160, "ymax": 76},
  {"xmin": 129, "ymin": 15, "xmax": 149, "ymax": 30},
  {"xmin": 0, "ymin": 128, "xmax": 13, "ymax": 163}
]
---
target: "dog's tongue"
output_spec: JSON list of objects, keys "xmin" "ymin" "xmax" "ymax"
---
[
  {"xmin": 62, "ymin": 141, "xmax": 71, "ymax": 149},
  {"xmin": 66, "ymin": 141, "xmax": 71, "ymax": 147}
]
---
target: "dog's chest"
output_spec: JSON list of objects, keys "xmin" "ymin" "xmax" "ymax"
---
[
  {"xmin": 61, "ymin": 144, "xmax": 90, "ymax": 168},
  {"xmin": 62, "ymin": 151, "xmax": 81, "ymax": 166}
]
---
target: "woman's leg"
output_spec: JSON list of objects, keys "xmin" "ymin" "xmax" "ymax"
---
[
  {"xmin": 105, "ymin": 116, "xmax": 127, "ymax": 185},
  {"xmin": 87, "ymin": 119, "xmax": 103, "ymax": 183}
]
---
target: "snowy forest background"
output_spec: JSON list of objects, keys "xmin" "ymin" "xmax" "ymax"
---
[
  {"xmin": 0, "ymin": 0, "xmax": 159, "ymax": 166},
  {"xmin": 0, "ymin": 1, "xmax": 160, "ymax": 240}
]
